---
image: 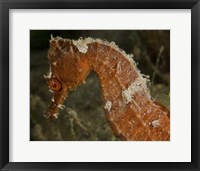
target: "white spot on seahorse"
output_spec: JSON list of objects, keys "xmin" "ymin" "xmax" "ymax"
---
[
  {"xmin": 104, "ymin": 101, "xmax": 112, "ymax": 112},
  {"xmin": 53, "ymin": 113, "xmax": 59, "ymax": 119},
  {"xmin": 44, "ymin": 71, "xmax": 52, "ymax": 79},
  {"xmin": 58, "ymin": 104, "xmax": 65, "ymax": 110},
  {"xmin": 72, "ymin": 38, "xmax": 89, "ymax": 53},
  {"xmin": 49, "ymin": 89, "xmax": 53, "ymax": 93},
  {"xmin": 151, "ymin": 119, "xmax": 160, "ymax": 128},
  {"xmin": 50, "ymin": 34, "xmax": 54, "ymax": 40},
  {"xmin": 52, "ymin": 61, "xmax": 57, "ymax": 66},
  {"xmin": 122, "ymin": 89, "xmax": 132, "ymax": 104},
  {"xmin": 116, "ymin": 62, "xmax": 122, "ymax": 73},
  {"xmin": 122, "ymin": 78, "xmax": 143, "ymax": 106}
]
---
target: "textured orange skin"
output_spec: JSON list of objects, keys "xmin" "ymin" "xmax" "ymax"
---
[
  {"xmin": 48, "ymin": 78, "xmax": 62, "ymax": 92},
  {"xmin": 45, "ymin": 37, "xmax": 170, "ymax": 141}
]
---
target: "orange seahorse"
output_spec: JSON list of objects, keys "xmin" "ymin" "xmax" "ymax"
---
[{"xmin": 44, "ymin": 36, "xmax": 170, "ymax": 141}]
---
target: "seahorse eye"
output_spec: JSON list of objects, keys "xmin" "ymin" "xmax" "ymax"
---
[{"xmin": 48, "ymin": 78, "xmax": 62, "ymax": 92}]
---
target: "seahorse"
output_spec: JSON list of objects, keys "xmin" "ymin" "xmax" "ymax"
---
[{"xmin": 44, "ymin": 36, "xmax": 170, "ymax": 141}]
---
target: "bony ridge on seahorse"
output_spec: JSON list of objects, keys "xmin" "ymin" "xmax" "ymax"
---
[{"xmin": 44, "ymin": 36, "xmax": 170, "ymax": 141}]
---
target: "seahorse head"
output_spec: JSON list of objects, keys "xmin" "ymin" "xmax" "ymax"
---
[{"xmin": 44, "ymin": 37, "xmax": 90, "ymax": 119}]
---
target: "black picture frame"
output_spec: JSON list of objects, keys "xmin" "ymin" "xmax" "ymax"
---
[{"xmin": 0, "ymin": 0, "xmax": 200, "ymax": 170}]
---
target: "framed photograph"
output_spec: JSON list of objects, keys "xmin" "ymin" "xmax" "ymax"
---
[{"xmin": 0, "ymin": 0, "xmax": 199, "ymax": 170}]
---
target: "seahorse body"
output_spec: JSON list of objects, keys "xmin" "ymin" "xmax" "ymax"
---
[{"xmin": 45, "ymin": 37, "xmax": 170, "ymax": 141}]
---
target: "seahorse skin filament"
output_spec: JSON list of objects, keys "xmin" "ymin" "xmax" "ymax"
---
[{"xmin": 44, "ymin": 37, "xmax": 170, "ymax": 141}]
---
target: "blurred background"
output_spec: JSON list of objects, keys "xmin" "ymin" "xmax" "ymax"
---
[{"xmin": 30, "ymin": 30, "xmax": 170, "ymax": 141}]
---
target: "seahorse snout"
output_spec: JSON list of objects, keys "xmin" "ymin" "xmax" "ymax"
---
[{"xmin": 44, "ymin": 101, "xmax": 60, "ymax": 119}]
